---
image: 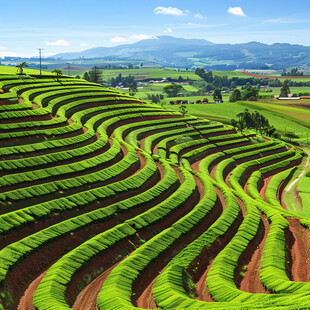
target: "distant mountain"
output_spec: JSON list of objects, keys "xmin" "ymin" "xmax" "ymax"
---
[{"xmin": 53, "ymin": 36, "xmax": 310, "ymax": 69}]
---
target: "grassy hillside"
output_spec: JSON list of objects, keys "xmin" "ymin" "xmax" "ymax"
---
[
  {"xmin": 0, "ymin": 65, "xmax": 50, "ymax": 75},
  {"xmin": 0, "ymin": 72, "xmax": 310, "ymax": 310}
]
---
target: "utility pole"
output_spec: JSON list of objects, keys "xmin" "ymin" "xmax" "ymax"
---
[
  {"xmin": 67, "ymin": 62, "xmax": 70, "ymax": 76},
  {"xmin": 37, "ymin": 48, "xmax": 43, "ymax": 76}
]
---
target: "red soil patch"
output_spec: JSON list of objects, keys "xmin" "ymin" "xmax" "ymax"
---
[
  {"xmin": 73, "ymin": 262, "xmax": 122, "ymax": 310},
  {"xmin": 172, "ymin": 167, "xmax": 184, "ymax": 183},
  {"xmin": 237, "ymin": 214, "xmax": 270, "ymax": 294},
  {"xmin": 242, "ymin": 72, "xmax": 310, "ymax": 80},
  {"xmin": 32, "ymin": 103, "xmax": 40, "ymax": 110},
  {"xmin": 286, "ymin": 218, "xmax": 310, "ymax": 282},
  {"xmin": 136, "ymin": 275, "xmax": 159, "ymax": 309},
  {"xmin": 18, "ymin": 272, "xmax": 46, "ymax": 310},
  {"xmin": 260, "ymin": 176, "xmax": 272, "ymax": 202},
  {"xmin": 195, "ymin": 258, "xmax": 216, "ymax": 302},
  {"xmin": 0, "ymin": 99, "xmax": 18, "ymax": 105}
]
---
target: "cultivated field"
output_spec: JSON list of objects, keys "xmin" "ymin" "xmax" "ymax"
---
[{"xmin": 0, "ymin": 71, "xmax": 310, "ymax": 310}]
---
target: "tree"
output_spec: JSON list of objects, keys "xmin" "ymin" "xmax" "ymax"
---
[
  {"xmin": 280, "ymin": 80, "xmax": 290, "ymax": 97},
  {"xmin": 202, "ymin": 71, "xmax": 213, "ymax": 83},
  {"xmin": 242, "ymin": 108, "xmax": 255, "ymax": 128},
  {"xmin": 150, "ymin": 94, "xmax": 161, "ymax": 104},
  {"xmin": 128, "ymin": 64, "xmax": 133, "ymax": 69},
  {"xmin": 195, "ymin": 67, "xmax": 207, "ymax": 78},
  {"xmin": 242, "ymin": 86, "xmax": 258, "ymax": 100},
  {"xmin": 230, "ymin": 119, "xmax": 238, "ymax": 129},
  {"xmin": 213, "ymin": 88, "xmax": 222, "ymax": 100},
  {"xmin": 127, "ymin": 82, "xmax": 137, "ymax": 96},
  {"xmin": 75, "ymin": 75, "xmax": 81, "ymax": 79},
  {"xmin": 89, "ymin": 66, "xmax": 102, "ymax": 84},
  {"xmin": 83, "ymin": 71, "xmax": 90, "ymax": 82},
  {"xmin": 16, "ymin": 62, "xmax": 28, "ymax": 75},
  {"xmin": 179, "ymin": 105, "xmax": 188, "ymax": 117},
  {"xmin": 51, "ymin": 69, "xmax": 63, "ymax": 81},
  {"xmin": 229, "ymin": 89, "xmax": 241, "ymax": 102},
  {"xmin": 205, "ymin": 83, "xmax": 213, "ymax": 92},
  {"xmin": 163, "ymin": 84, "xmax": 184, "ymax": 97}
]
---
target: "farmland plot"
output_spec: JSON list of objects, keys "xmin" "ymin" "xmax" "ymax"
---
[{"xmin": 0, "ymin": 74, "xmax": 308, "ymax": 310}]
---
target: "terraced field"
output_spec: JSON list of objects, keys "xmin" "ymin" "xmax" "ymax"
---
[{"xmin": 0, "ymin": 74, "xmax": 309, "ymax": 310}]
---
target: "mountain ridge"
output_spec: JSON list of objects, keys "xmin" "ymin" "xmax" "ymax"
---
[{"xmin": 52, "ymin": 36, "xmax": 310, "ymax": 69}]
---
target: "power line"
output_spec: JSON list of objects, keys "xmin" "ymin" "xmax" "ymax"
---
[
  {"xmin": 67, "ymin": 62, "xmax": 71, "ymax": 76},
  {"xmin": 37, "ymin": 48, "xmax": 44, "ymax": 76}
]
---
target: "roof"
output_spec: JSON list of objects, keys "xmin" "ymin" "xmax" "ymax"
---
[{"xmin": 278, "ymin": 97, "xmax": 300, "ymax": 100}]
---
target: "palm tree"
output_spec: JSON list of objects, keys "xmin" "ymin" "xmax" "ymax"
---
[
  {"xmin": 52, "ymin": 69, "xmax": 63, "ymax": 81},
  {"xmin": 16, "ymin": 62, "xmax": 29, "ymax": 75}
]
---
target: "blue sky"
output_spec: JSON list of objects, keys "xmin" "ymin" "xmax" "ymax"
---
[{"xmin": 1, "ymin": 0, "xmax": 310, "ymax": 57}]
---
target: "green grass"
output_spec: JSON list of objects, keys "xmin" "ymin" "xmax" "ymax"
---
[
  {"xmin": 97, "ymin": 68, "xmax": 200, "ymax": 81},
  {"xmin": 163, "ymin": 101, "xmax": 310, "ymax": 140},
  {"xmin": 0, "ymin": 65, "xmax": 50, "ymax": 75},
  {"xmin": 212, "ymin": 71, "xmax": 249, "ymax": 78},
  {"xmin": 283, "ymin": 148, "xmax": 310, "ymax": 216}
]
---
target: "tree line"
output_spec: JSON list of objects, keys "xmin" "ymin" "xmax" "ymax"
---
[
  {"xmin": 194, "ymin": 67, "xmax": 310, "ymax": 90},
  {"xmin": 231, "ymin": 108, "xmax": 279, "ymax": 138}
]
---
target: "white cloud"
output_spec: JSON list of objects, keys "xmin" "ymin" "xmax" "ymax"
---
[
  {"xmin": 194, "ymin": 13, "xmax": 205, "ymax": 20},
  {"xmin": 154, "ymin": 6, "xmax": 187, "ymax": 16},
  {"xmin": 0, "ymin": 46, "xmax": 7, "ymax": 50},
  {"xmin": 130, "ymin": 34, "xmax": 156, "ymax": 40},
  {"xmin": 164, "ymin": 28, "xmax": 173, "ymax": 33},
  {"xmin": 182, "ymin": 22, "xmax": 226, "ymax": 29},
  {"xmin": 111, "ymin": 36, "xmax": 128, "ymax": 43},
  {"xmin": 46, "ymin": 39, "xmax": 70, "ymax": 46},
  {"xmin": 80, "ymin": 43, "xmax": 87, "ymax": 46},
  {"xmin": 263, "ymin": 17, "xmax": 306, "ymax": 24},
  {"xmin": 228, "ymin": 7, "xmax": 246, "ymax": 17}
]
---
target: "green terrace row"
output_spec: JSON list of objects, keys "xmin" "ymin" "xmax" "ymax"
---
[
  {"xmin": 0, "ymin": 122, "xmax": 83, "ymax": 146},
  {"xmin": 0, "ymin": 78, "xmax": 91, "ymax": 93},
  {"xmin": 246, "ymin": 168, "xmax": 295, "ymax": 213},
  {"xmin": 0, "ymin": 130, "xmax": 96, "ymax": 158},
  {"xmin": 0, "ymin": 115, "xmax": 67, "ymax": 133},
  {"xmin": 0, "ymin": 80, "xmax": 104, "ymax": 111},
  {"xmin": 143, "ymin": 125, "xmax": 235, "ymax": 155},
  {"xmin": 65, "ymin": 103, "xmax": 159, "ymax": 125},
  {"xmin": 125, "ymin": 117, "xmax": 204, "ymax": 149},
  {"xmin": 0, "ymin": 117, "xmax": 196, "ymax": 159},
  {"xmin": 0, "ymin": 137, "xmax": 128, "ymax": 198},
  {"xmin": 0, "ymin": 149, "xmax": 170, "ymax": 242},
  {"xmin": 0, "ymin": 99, "xmax": 143, "ymax": 128},
  {"xmin": 0, "ymin": 134, "xmax": 107, "ymax": 173},
  {"xmin": 155, "ymin": 126, "xmax": 228, "ymax": 159},
  {"xmin": 0, "ymin": 152, "xmax": 178, "ymax": 302},
  {"xmin": 0, "ymin": 108, "xmax": 177, "ymax": 146},
  {"xmin": 0, "ymin": 85, "xmax": 105, "ymax": 112},
  {"xmin": 32, "ymin": 163, "xmax": 197, "ymax": 309},
  {"xmin": 96, "ymin": 173, "xmax": 217, "ymax": 310},
  {"xmin": 152, "ymin": 179, "xmax": 241, "ymax": 309},
  {"xmin": 33, "ymin": 89, "xmax": 131, "ymax": 110},
  {"xmin": 174, "ymin": 136, "xmax": 252, "ymax": 166},
  {"xmin": 0, "ymin": 140, "xmax": 174, "ymax": 235},
  {"xmin": 187, "ymin": 152, "xmax": 307, "ymax": 308}
]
